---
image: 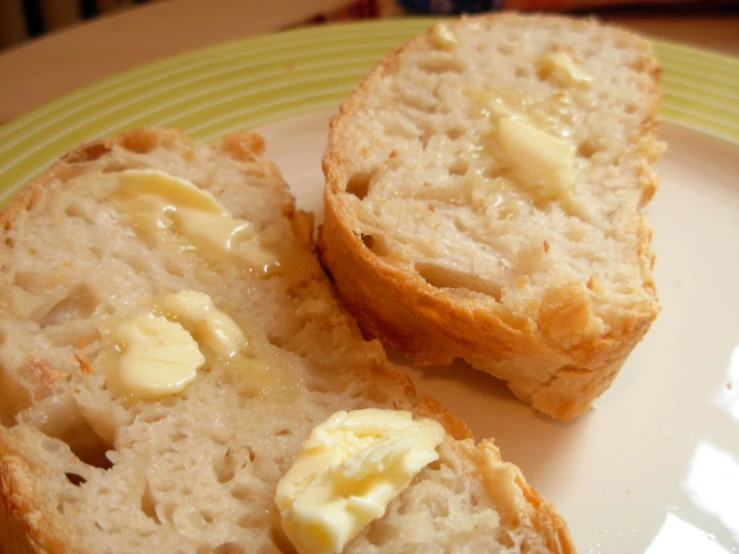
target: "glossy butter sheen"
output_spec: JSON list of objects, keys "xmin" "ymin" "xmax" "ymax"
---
[
  {"xmin": 275, "ymin": 409, "xmax": 446, "ymax": 554},
  {"xmin": 116, "ymin": 169, "xmax": 276, "ymax": 269},
  {"xmin": 115, "ymin": 291, "xmax": 245, "ymax": 397},
  {"xmin": 163, "ymin": 290, "xmax": 245, "ymax": 358},
  {"xmin": 462, "ymin": 85, "xmax": 580, "ymax": 214},
  {"xmin": 536, "ymin": 52, "xmax": 591, "ymax": 87},
  {"xmin": 497, "ymin": 116, "xmax": 576, "ymax": 202},
  {"xmin": 116, "ymin": 313, "xmax": 204, "ymax": 397},
  {"xmin": 429, "ymin": 23, "xmax": 457, "ymax": 50}
]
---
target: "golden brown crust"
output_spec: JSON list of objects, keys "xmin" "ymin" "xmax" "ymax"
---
[
  {"xmin": 475, "ymin": 439, "xmax": 575, "ymax": 554},
  {"xmin": 319, "ymin": 13, "xmax": 662, "ymax": 421},
  {"xmin": 0, "ymin": 454, "xmax": 72, "ymax": 554}
]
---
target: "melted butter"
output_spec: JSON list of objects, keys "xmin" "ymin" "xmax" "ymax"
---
[
  {"xmin": 536, "ymin": 52, "xmax": 591, "ymax": 87},
  {"xmin": 160, "ymin": 291, "xmax": 245, "ymax": 358},
  {"xmin": 95, "ymin": 292, "xmax": 301, "ymax": 402},
  {"xmin": 429, "ymin": 23, "xmax": 457, "ymax": 50},
  {"xmin": 115, "ymin": 169, "xmax": 278, "ymax": 275},
  {"xmin": 463, "ymin": 85, "xmax": 587, "ymax": 218},
  {"xmin": 221, "ymin": 350, "xmax": 297, "ymax": 399},
  {"xmin": 496, "ymin": 116, "xmax": 575, "ymax": 201},
  {"xmin": 151, "ymin": 291, "xmax": 300, "ymax": 399},
  {"xmin": 465, "ymin": 84, "xmax": 577, "ymax": 140}
]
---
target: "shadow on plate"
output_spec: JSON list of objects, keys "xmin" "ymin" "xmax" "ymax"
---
[{"xmin": 388, "ymin": 349, "xmax": 593, "ymax": 489}]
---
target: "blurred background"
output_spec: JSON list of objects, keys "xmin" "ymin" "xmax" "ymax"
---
[
  {"xmin": 2, "ymin": 0, "xmax": 737, "ymax": 51},
  {"xmin": 0, "ymin": 0, "xmax": 148, "ymax": 49}
]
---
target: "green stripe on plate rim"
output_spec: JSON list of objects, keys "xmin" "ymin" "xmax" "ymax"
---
[{"xmin": 0, "ymin": 17, "xmax": 737, "ymax": 207}]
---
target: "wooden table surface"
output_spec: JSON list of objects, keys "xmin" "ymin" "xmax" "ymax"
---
[{"xmin": 0, "ymin": 0, "xmax": 737, "ymax": 126}]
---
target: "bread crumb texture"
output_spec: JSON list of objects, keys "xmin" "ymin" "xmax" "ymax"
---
[
  {"xmin": 0, "ymin": 129, "xmax": 573, "ymax": 553},
  {"xmin": 320, "ymin": 14, "xmax": 664, "ymax": 420}
]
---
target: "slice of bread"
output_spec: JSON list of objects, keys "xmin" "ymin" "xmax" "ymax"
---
[
  {"xmin": 319, "ymin": 14, "xmax": 664, "ymax": 421},
  {"xmin": 0, "ymin": 129, "xmax": 574, "ymax": 553}
]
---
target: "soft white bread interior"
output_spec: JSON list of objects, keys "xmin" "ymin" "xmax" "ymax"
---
[
  {"xmin": 0, "ymin": 129, "xmax": 574, "ymax": 553},
  {"xmin": 319, "ymin": 14, "xmax": 663, "ymax": 421}
]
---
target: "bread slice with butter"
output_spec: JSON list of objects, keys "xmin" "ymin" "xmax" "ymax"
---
[
  {"xmin": 0, "ymin": 129, "xmax": 574, "ymax": 553},
  {"xmin": 319, "ymin": 14, "xmax": 664, "ymax": 421}
]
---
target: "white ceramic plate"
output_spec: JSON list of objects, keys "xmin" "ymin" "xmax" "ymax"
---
[{"xmin": 0, "ymin": 18, "xmax": 737, "ymax": 554}]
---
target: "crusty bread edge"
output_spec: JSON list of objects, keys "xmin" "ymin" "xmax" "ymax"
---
[
  {"xmin": 318, "ymin": 12, "xmax": 662, "ymax": 421},
  {"xmin": 0, "ymin": 454, "xmax": 77, "ymax": 554},
  {"xmin": 0, "ymin": 129, "xmax": 575, "ymax": 554}
]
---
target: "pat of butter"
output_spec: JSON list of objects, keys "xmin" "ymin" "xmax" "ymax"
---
[
  {"xmin": 117, "ymin": 169, "xmax": 276, "ymax": 270},
  {"xmin": 536, "ymin": 52, "xmax": 591, "ymax": 87},
  {"xmin": 163, "ymin": 291, "xmax": 244, "ymax": 358},
  {"xmin": 463, "ymin": 85, "xmax": 585, "ymax": 216},
  {"xmin": 275, "ymin": 409, "xmax": 445, "ymax": 554},
  {"xmin": 116, "ymin": 313, "xmax": 204, "ymax": 398},
  {"xmin": 497, "ymin": 116, "xmax": 575, "ymax": 202},
  {"xmin": 429, "ymin": 23, "xmax": 457, "ymax": 50},
  {"xmin": 117, "ymin": 169, "xmax": 222, "ymax": 212}
]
